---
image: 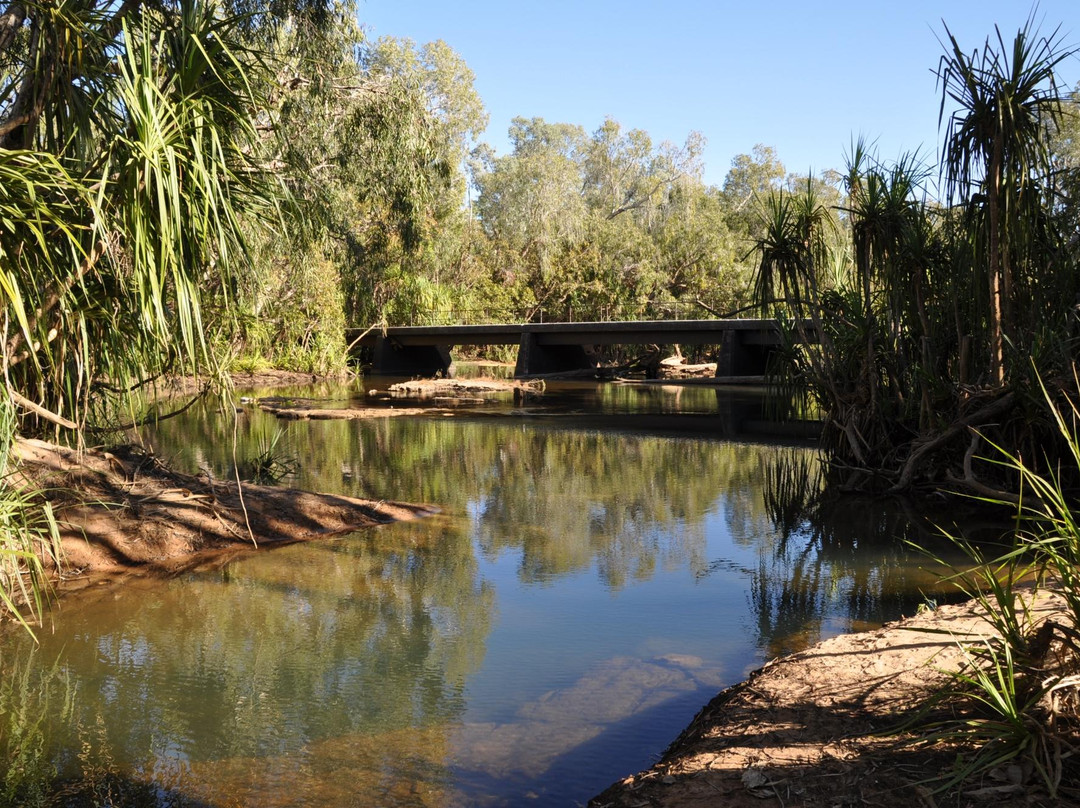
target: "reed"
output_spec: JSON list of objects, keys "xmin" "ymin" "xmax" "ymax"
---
[
  {"xmin": 908, "ymin": 379, "xmax": 1080, "ymax": 799},
  {"xmin": 0, "ymin": 397, "xmax": 61, "ymax": 634}
]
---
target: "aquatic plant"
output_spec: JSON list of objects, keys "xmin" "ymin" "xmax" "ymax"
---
[{"xmin": 243, "ymin": 427, "xmax": 299, "ymax": 484}]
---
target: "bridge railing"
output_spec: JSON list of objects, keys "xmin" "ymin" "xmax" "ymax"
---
[{"xmin": 390, "ymin": 300, "xmax": 723, "ymax": 327}]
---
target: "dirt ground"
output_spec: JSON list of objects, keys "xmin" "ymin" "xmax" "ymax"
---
[
  {"xmin": 590, "ymin": 593, "xmax": 1072, "ymax": 808},
  {"xmin": 13, "ymin": 438, "xmax": 435, "ymax": 591}
]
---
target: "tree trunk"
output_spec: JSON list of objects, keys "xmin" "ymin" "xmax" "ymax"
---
[{"xmin": 987, "ymin": 141, "xmax": 1004, "ymax": 386}]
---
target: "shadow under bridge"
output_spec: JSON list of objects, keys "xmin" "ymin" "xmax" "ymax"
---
[{"xmin": 347, "ymin": 319, "xmax": 811, "ymax": 380}]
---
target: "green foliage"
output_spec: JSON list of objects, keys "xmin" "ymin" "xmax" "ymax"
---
[
  {"xmin": 937, "ymin": 14, "xmax": 1078, "ymax": 385},
  {"xmin": 230, "ymin": 239, "xmax": 347, "ymax": 373},
  {"xmin": 0, "ymin": 0, "xmax": 365, "ymax": 615},
  {"xmin": 749, "ymin": 16, "xmax": 1080, "ymax": 492},
  {"xmin": 722, "ymin": 143, "xmax": 787, "ymax": 236},
  {"xmin": 905, "ymin": 380, "xmax": 1080, "ymax": 799},
  {"xmin": 470, "ymin": 115, "xmax": 753, "ymax": 325},
  {"xmin": 243, "ymin": 427, "xmax": 298, "ymax": 483},
  {"xmin": 0, "ymin": 0, "xmax": 285, "ymax": 434},
  {"xmin": 246, "ymin": 21, "xmax": 488, "ymax": 336},
  {"xmin": 0, "ymin": 396, "xmax": 61, "ymax": 633}
]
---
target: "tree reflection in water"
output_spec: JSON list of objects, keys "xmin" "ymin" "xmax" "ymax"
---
[
  {"xmin": 742, "ymin": 447, "xmax": 1001, "ymax": 658},
  {"xmin": 0, "ymin": 516, "xmax": 491, "ymax": 806},
  {"xmin": 0, "ymin": 387, "xmax": 1000, "ymax": 805}
]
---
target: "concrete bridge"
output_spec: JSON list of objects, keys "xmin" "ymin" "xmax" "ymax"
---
[{"xmin": 348, "ymin": 319, "xmax": 805, "ymax": 380}]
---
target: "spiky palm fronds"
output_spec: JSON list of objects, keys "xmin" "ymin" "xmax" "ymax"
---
[{"xmin": 937, "ymin": 14, "xmax": 1078, "ymax": 384}]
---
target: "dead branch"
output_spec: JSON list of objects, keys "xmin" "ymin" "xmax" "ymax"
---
[{"xmin": 7, "ymin": 387, "xmax": 78, "ymax": 430}]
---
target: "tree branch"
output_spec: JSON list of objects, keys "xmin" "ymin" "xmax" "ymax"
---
[
  {"xmin": 0, "ymin": 1, "xmax": 26, "ymax": 55},
  {"xmin": 7, "ymin": 387, "xmax": 78, "ymax": 430}
]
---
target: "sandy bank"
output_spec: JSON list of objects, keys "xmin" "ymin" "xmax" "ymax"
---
[{"xmin": 590, "ymin": 591, "xmax": 1068, "ymax": 807}]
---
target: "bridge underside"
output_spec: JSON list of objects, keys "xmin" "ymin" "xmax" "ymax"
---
[
  {"xmin": 371, "ymin": 339, "xmax": 455, "ymax": 377},
  {"xmin": 355, "ymin": 321, "xmax": 799, "ymax": 380}
]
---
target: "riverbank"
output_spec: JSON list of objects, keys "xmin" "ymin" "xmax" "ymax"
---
[
  {"xmin": 12, "ymin": 437, "xmax": 436, "ymax": 597},
  {"xmin": 590, "ymin": 590, "xmax": 1069, "ymax": 808}
]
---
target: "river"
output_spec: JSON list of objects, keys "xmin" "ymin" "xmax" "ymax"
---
[{"xmin": 0, "ymin": 379, "xmax": 981, "ymax": 807}]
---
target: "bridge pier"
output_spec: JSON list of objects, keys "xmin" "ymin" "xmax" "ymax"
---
[
  {"xmin": 370, "ymin": 336, "xmax": 454, "ymax": 377},
  {"xmin": 715, "ymin": 330, "xmax": 774, "ymax": 378},
  {"xmin": 514, "ymin": 333, "xmax": 596, "ymax": 377}
]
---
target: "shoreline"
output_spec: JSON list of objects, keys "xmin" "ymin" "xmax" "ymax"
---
[
  {"xmin": 12, "ymin": 436, "xmax": 437, "ymax": 609},
  {"xmin": 590, "ymin": 590, "xmax": 1066, "ymax": 808}
]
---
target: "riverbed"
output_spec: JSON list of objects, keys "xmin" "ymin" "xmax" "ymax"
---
[{"xmin": 0, "ymin": 379, "xmax": 983, "ymax": 806}]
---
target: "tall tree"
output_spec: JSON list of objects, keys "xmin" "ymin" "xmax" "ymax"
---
[
  {"xmin": 722, "ymin": 144, "xmax": 786, "ymax": 235},
  {"xmin": 582, "ymin": 117, "xmax": 704, "ymax": 221},
  {"xmin": 245, "ymin": 28, "xmax": 487, "ymax": 334},
  {"xmin": 473, "ymin": 117, "xmax": 588, "ymax": 296},
  {"xmin": 937, "ymin": 15, "xmax": 1077, "ymax": 384}
]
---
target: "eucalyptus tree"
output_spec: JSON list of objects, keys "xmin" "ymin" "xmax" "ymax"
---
[
  {"xmin": 721, "ymin": 144, "xmax": 787, "ymax": 237},
  {"xmin": 651, "ymin": 181, "xmax": 750, "ymax": 317},
  {"xmin": 363, "ymin": 37, "xmax": 489, "ymax": 187},
  {"xmin": 582, "ymin": 117, "xmax": 704, "ymax": 222},
  {"xmin": 473, "ymin": 116, "xmax": 735, "ymax": 322},
  {"xmin": 1049, "ymin": 85, "xmax": 1080, "ymax": 250},
  {"xmin": 937, "ymin": 15, "xmax": 1077, "ymax": 384},
  {"xmin": 225, "ymin": 22, "xmax": 491, "ymax": 346},
  {"xmin": 472, "ymin": 117, "xmax": 588, "ymax": 315},
  {"xmin": 341, "ymin": 37, "xmax": 488, "ymax": 326}
]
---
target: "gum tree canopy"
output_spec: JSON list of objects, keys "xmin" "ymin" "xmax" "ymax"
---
[{"xmin": 0, "ymin": 0, "xmax": 331, "ymax": 434}]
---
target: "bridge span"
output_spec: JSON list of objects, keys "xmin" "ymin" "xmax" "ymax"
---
[{"xmin": 348, "ymin": 318, "xmax": 802, "ymax": 380}]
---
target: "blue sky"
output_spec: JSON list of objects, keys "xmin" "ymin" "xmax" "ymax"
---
[{"xmin": 357, "ymin": 1, "xmax": 1080, "ymax": 189}]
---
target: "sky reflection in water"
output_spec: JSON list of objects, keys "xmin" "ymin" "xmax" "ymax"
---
[{"xmin": 0, "ymin": 383, "xmax": 979, "ymax": 806}]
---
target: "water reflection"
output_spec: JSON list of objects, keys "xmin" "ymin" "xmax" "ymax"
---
[
  {"xmin": 736, "ymin": 448, "xmax": 995, "ymax": 658},
  {"xmin": 450, "ymin": 654, "xmax": 727, "ymax": 805},
  {"xmin": 1, "ymin": 517, "xmax": 492, "ymax": 806},
  {"xmin": 0, "ymin": 387, "xmax": 979, "ymax": 806}
]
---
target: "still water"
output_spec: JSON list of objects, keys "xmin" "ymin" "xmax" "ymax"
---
[{"xmin": 0, "ymin": 382, "xmax": 976, "ymax": 807}]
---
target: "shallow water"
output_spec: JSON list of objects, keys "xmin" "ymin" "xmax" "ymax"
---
[{"xmin": 0, "ymin": 381, "xmax": 982, "ymax": 807}]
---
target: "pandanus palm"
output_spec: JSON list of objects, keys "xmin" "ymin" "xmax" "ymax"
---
[
  {"xmin": 752, "ymin": 182, "xmax": 832, "ymax": 316},
  {"xmin": 1, "ymin": 0, "xmax": 279, "ymax": 432},
  {"xmin": 937, "ymin": 15, "xmax": 1076, "ymax": 385},
  {"xmin": 751, "ymin": 181, "xmax": 839, "ymax": 431},
  {"xmin": 0, "ymin": 0, "xmax": 305, "ymax": 624},
  {"xmin": 843, "ymin": 148, "xmax": 932, "ymax": 419}
]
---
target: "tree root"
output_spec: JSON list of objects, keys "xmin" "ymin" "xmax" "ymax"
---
[
  {"xmin": 941, "ymin": 432, "xmax": 1022, "ymax": 504},
  {"xmin": 889, "ymin": 392, "xmax": 1016, "ymax": 493}
]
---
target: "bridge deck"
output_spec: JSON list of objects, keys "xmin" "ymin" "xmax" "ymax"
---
[{"xmin": 347, "ymin": 319, "xmax": 785, "ymax": 347}]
